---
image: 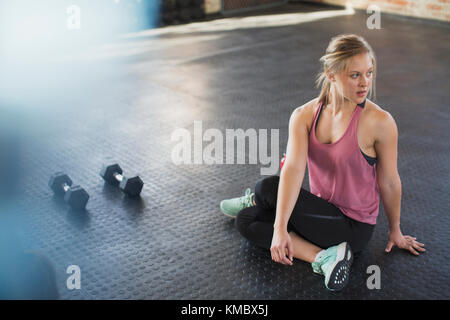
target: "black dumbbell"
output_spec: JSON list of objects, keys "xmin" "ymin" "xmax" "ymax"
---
[
  {"xmin": 100, "ymin": 164, "xmax": 144, "ymax": 197},
  {"xmin": 48, "ymin": 172, "xmax": 89, "ymax": 210}
]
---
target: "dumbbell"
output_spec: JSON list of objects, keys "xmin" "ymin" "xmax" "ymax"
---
[
  {"xmin": 100, "ymin": 164, "xmax": 144, "ymax": 197},
  {"xmin": 48, "ymin": 172, "xmax": 89, "ymax": 210}
]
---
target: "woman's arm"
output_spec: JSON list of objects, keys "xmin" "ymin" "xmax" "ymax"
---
[
  {"xmin": 374, "ymin": 111, "xmax": 426, "ymax": 255},
  {"xmin": 271, "ymin": 102, "xmax": 311, "ymax": 265},
  {"xmin": 375, "ymin": 111, "xmax": 402, "ymax": 232}
]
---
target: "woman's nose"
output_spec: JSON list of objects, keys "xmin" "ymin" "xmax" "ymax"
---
[{"xmin": 360, "ymin": 75, "xmax": 369, "ymax": 86}]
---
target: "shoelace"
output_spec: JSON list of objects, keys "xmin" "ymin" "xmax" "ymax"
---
[
  {"xmin": 312, "ymin": 251, "xmax": 333, "ymax": 275},
  {"xmin": 239, "ymin": 188, "xmax": 254, "ymax": 208},
  {"xmin": 318, "ymin": 254, "xmax": 333, "ymax": 273}
]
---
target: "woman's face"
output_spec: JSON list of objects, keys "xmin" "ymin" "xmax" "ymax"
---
[{"xmin": 332, "ymin": 52, "xmax": 374, "ymax": 105}]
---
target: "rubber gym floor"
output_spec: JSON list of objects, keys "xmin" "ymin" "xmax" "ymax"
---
[{"xmin": 1, "ymin": 2, "xmax": 449, "ymax": 300}]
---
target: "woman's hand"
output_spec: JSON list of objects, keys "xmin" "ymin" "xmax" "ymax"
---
[
  {"xmin": 385, "ymin": 229, "xmax": 426, "ymax": 256},
  {"xmin": 270, "ymin": 228, "xmax": 294, "ymax": 265}
]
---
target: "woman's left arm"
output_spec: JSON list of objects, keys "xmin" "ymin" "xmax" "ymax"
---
[{"xmin": 374, "ymin": 111, "xmax": 426, "ymax": 256}]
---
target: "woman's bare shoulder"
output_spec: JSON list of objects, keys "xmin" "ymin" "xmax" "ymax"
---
[
  {"xmin": 364, "ymin": 99, "xmax": 398, "ymax": 137},
  {"xmin": 365, "ymin": 100, "xmax": 396, "ymax": 122},
  {"xmin": 290, "ymin": 97, "xmax": 320, "ymax": 131},
  {"xmin": 293, "ymin": 97, "xmax": 320, "ymax": 113}
]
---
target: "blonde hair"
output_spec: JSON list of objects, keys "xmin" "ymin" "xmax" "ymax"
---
[{"xmin": 316, "ymin": 34, "xmax": 377, "ymax": 106}]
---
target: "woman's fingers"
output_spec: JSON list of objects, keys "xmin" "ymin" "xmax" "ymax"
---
[
  {"xmin": 271, "ymin": 247, "xmax": 279, "ymax": 263},
  {"xmin": 402, "ymin": 239, "xmax": 418, "ymax": 255},
  {"xmin": 385, "ymin": 240, "xmax": 394, "ymax": 253},
  {"xmin": 287, "ymin": 241, "xmax": 294, "ymax": 263},
  {"xmin": 408, "ymin": 245, "xmax": 419, "ymax": 255},
  {"xmin": 271, "ymin": 246, "xmax": 282, "ymax": 263},
  {"xmin": 280, "ymin": 248, "xmax": 292, "ymax": 265},
  {"xmin": 270, "ymin": 245, "xmax": 292, "ymax": 265},
  {"xmin": 406, "ymin": 242, "xmax": 426, "ymax": 256},
  {"xmin": 386, "ymin": 235, "xmax": 426, "ymax": 256},
  {"xmin": 413, "ymin": 241, "xmax": 426, "ymax": 252},
  {"xmin": 404, "ymin": 236, "xmax": 426, "ymax": 255},
  {"xmin": 276, "ymin": 247, "xmax": 289, "ymax": 265}
]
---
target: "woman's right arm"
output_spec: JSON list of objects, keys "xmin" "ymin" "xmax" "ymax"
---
[{"xmin": 270, "ymin": 102, "xmax": 311, "ymax": 265}]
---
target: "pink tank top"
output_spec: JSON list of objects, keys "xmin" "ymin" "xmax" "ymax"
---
[{"xmin": 307, "ymin": 100, "xmax": 379, "ymax": 225}]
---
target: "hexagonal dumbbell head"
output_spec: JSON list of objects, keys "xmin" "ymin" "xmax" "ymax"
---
[
  {"xmin": 120, "ymin": 176, "xmax": 144, "ymax": 197},
  {"xmin": 64, "ymin": 185, "xmax": 89, "ymax": 211},
  {"xmin": 48, "ymin": 172, "xmax": 72, "ymax": 196},
  {"xmin": 100, "ymin": 164, "xmax": 123, "ymax": 185}
]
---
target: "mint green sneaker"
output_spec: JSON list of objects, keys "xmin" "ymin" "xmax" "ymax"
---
[
  {"xmin": 311, "ymin": 242, "xmax": 353, "ymax": 291},
  {"xmin": 220, "ymin": 188, "xmax": 255, "ymax": 218}
]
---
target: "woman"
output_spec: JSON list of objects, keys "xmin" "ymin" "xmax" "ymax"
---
[{"xmin": 220, "ymin": 34, "xmax": 425, "ymax": 291}]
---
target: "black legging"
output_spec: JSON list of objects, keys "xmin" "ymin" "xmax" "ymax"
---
[{"xmin": 235, "ymin": 175, "xmax": 375, "ymax": 254}]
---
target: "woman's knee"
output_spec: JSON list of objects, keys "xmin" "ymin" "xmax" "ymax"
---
[
  {"xmin": 254, "ymin": 175, "xmax": 279, "ymax": 209},
  {"xmin": 235, "ymin": 207, "xmax": 274, "ymax": 250},
  {"xmin": 234, "ymin": 207, "xmax": 256, "ymax": 238}
]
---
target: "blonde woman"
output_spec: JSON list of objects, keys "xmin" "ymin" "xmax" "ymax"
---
[{"xmin": 220, "ymin": 34, "xmax": 425, "ymax": 291}]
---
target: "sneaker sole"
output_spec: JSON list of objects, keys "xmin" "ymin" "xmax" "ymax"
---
[
  {"xmin": 325, "ymin": 242, "xmax": 353, "ymax": 291},
  {"xmin": 220, "ymin": 202, "xmax": 237, "ymax": 219}
]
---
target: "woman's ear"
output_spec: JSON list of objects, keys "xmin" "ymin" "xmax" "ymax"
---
[{"xmin": 327, "ymin": 72, "xmax": 335, "ymax": 82}]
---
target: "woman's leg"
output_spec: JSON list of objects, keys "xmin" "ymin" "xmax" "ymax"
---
[
  {"xmin": 235, "ymin": 175, "xmax": 373, "ymax": 291},
  {"xmin": 236, "ymin": 176, "xmax": 323, "ymax": 263},
  {"xmin": 288, "ymin": 232, "xmax": 323, "ymax": 263},
  {"xmin": 236, "ymin": 175, "xmax": 373, "ymax": 257},
  {"xmin": 235, "ymin": 205, "xmax": 322, "ymax": 263},
  {"xmin": 255, "ymin": 175, "xmax": 374, "ymax": 252},
  {"xmin": 234, "ymin": 206, "xmax": 275, "ymax": 250}
]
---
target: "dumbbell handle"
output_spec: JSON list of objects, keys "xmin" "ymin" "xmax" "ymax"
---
[{"xmin": 113, "ymin": 172, "xmax": 123, "ymax": 182}]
